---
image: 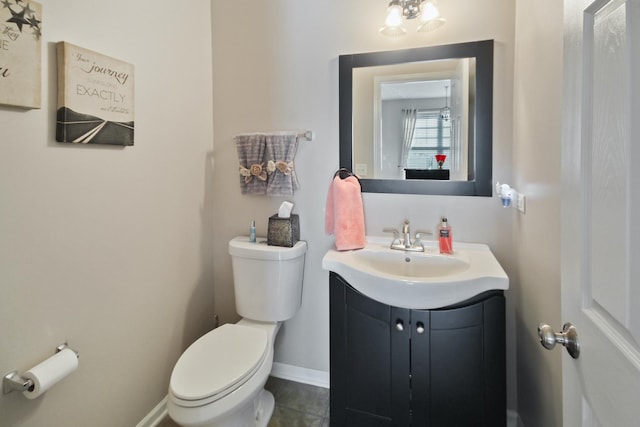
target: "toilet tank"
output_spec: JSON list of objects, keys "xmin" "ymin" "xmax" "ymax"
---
[{"xmin": 228, "ymin": 237, "xmax": 307, "ymax": 322}]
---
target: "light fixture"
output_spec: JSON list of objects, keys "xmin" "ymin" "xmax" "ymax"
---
[
  {"xmin": 440, "ymin": 85, "xmax": 450, "ymax": 122},
  {"xmin": 379, "ymin": 0, "xmax": 446, "ymax": 36}
]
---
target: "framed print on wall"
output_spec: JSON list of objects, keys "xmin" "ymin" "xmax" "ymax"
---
[
  {"xmin": 0, "ymin": 0, "xmax": 42, "ymax": 109},
  {"xmin": 56, "ymin": 42, "xmax": 135, "ymax": 146}
]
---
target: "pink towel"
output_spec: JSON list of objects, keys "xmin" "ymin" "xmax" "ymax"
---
[{"xmin": 325, "ymin": 176, "xmax": 366, "ymax": 251}]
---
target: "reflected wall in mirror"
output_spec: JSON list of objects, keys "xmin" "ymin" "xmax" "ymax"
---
[
  {"xmin": 339, "ymin": 40, "xmax": 493, "ymax": 196},
  {"xmin": 354, "ymin": 59, "xmax": 474, "ymax": 181}
]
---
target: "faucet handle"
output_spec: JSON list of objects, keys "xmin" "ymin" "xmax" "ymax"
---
[
  {"xmin": 415, "ymin": 231, "xmax": 433, "ymax": 245},
  {"xmin": 383, "ymin": 228, "xmax": 401, "ymax": 246},
  {"xmin": 413, "ymin": 230, "xmax": 432, "ymax": 251},
  {"xmin": 414, "ymin": 230, "xmax": 433, "ymax": 241},
  {"xmin": 383, "ymin": 227, "xmax": 400, "ymax": 238}
]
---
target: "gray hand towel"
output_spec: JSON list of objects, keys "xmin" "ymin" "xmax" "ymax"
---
[
  {"xmin": 265, "ymin": 132, "xmax": 300, "ymax": 197},
  {"xmin": 236, "ymin": 134, "xmax": 268, "ymax": 195}
]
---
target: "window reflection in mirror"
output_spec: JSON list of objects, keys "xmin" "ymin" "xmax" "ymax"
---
[{"xmin": 353, "ymin": 58, "xmax": 476, "ymax": 181}]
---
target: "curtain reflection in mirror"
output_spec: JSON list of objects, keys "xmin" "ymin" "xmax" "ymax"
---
[{"xmin": 399, "ymin": 109, "xmax": 417, "ymax": 169}]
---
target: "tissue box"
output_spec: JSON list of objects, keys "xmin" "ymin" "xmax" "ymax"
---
[{"xmin": 267, "ymin": 214, "xmax": 300, "ymax": 247}]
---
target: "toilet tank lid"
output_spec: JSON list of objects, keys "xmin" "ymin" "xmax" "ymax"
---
[{"xmin": 229, "ymin": 237, "xmax": 307, "ymax": 260}]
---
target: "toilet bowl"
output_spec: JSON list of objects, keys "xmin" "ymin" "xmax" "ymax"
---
[
  {"xmin": 167, "ymin": 320, "xmax": 278, "ymax": 427},
  {"xmin": 167, "ymin": 237, "xmax": 306, "ymax": 427}
]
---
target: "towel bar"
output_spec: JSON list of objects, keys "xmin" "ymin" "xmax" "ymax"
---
[
  {"xmin": 234, "ymin": 131, "xmax": 313, "ymax": 141},
  {"xmin": 297, "ymin": 130, "xmax": 313, "ymax": 141}
]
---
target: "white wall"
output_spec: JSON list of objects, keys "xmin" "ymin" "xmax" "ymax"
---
[
  {"xmin": 211, "ymin": 0, "xmax": 518, "ymax": 411},
  {"xmin": 513, "ymin": 0, "xmax": 564, "ymax": 425},
  {"xmin": 0, "ymin": 1, "xmax": 214, "ymax": 426}
]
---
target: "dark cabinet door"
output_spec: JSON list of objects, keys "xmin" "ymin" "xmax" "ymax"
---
[
  {"xmin": 330, "ymin": 272, "xmax": 505, "ymax": 427},
  {"xmin": 412, "ymin": 303, "xmax": 484, "ymax": 426},
  {"xmin": 330, "ymin": 273, "xmax": 410, "ymax": 427},
  {"xmin": 482, "ymin": 295, "xmax": 507, "ymax": 427},
  {"xmin": 411, "ymin": 296, "xmax": 506, "ymax": 427}
]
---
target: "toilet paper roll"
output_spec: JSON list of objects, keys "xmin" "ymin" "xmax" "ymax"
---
[{"xmin": 22, "ymin": 348, "xmax": 78, "ymax": 399}]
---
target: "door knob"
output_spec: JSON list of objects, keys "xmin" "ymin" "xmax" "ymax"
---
[
  {"xmin": 538, "ymin": 323, "xmax": 580, "ymax": 359},
  {"xmin": 396, "ymin": 319, "xmax": 404, "ymax": 331},
  {"xmin": 416, "ymin": 322, "xmax": 425, "ymax": 334}
]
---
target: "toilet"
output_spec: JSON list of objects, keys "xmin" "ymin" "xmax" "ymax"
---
[{"xmin": 167, "ymin": 236, "xmax": 307, "ymax": 427}]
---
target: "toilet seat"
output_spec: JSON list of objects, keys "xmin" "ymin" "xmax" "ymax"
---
[{"xmin": 169, "ymin": 323, "xmax": 268, "ymax": 408}]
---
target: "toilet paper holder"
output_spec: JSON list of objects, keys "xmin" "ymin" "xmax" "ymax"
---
[{"xmin": 2, "ymin": 343, "xmax": 79, "ymax": 395}]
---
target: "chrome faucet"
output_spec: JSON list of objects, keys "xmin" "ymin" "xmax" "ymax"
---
[
  {"xmin": 383, "ymin": 220, "xmax": 432, "ymax": 252},
  {"xmin": 402, "ymin": 221, "xmax": 411, "ymax": 249}
]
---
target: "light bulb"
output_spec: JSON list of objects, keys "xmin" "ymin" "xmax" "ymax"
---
[
  {"xmin": 385, "ymin": 5, "xmax": 403, "ymax": 27},
  {"xmin": 420, "ymin": 1, "xmax": 440, "ymax": 22},
  {"xmin": 379, "ymin": 4, "xmax": 407, "ymax": 36}
]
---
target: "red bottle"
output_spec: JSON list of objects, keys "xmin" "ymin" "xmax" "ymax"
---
[{"xmin": 438, "ymin": 217, "xmax": 453, "ymax": 254}]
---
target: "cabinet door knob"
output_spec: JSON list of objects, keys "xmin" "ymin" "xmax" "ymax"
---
[
  {"xmin": 396, "ymin": 319, "xmax": 404, "ymax": 331},
  {"xmin": 416, "ymin": 322, "xmax": 425, "ymax": 334}
]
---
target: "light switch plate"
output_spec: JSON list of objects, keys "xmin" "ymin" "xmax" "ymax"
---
[{"xmin": 516, "ymin": 193, "xmax": 526, "ymax": 213}]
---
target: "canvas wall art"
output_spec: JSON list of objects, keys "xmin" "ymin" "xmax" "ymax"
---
[
  {"xmin": 0, "ymin": 0, "xmax": 42, "ymax": 109},
  {"xmin": 56, "ymin": 42, "xmax": 134, "ymax": 146}
]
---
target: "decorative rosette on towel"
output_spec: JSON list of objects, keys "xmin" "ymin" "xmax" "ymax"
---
[
  {"xmin": 265, "ymin": 132, "xmax": 300, "ymax": 197},
  {"xmin": 236, "ymin": 134, "xmax": 268, "ymax": 195}
]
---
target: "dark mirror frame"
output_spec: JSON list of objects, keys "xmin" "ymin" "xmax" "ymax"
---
[{"xmin": 339, "ymin": 39, "xmax": 494, "ymax": 196}]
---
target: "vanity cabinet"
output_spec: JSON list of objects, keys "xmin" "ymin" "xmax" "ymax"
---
[{"xmin": 329, "ymin": 272, "xmax": 505, "ymax": 427}]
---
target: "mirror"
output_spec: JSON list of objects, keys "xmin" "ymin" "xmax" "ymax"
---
[{"xmin": 339, "ymin": 40, "xmax": 493, "ymax": 196}]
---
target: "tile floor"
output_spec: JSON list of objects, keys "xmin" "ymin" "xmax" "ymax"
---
[{"xmin": 158, "ymin": 376, "xmax": 330, "ymax": 427}]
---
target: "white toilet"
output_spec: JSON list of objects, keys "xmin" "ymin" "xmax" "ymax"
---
[{"xmin": 167, "ymin": 236, "xmax": 307, "ymax": 427}]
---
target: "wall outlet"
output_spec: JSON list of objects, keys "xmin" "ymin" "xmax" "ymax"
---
[{"xmin": 516, "ymin": 193, "xmax": 526, "ymax": 213}]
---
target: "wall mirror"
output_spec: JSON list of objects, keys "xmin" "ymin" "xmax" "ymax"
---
[{"xmin": 339, "ymin": 40, "xmax": 493, "ymax": 196}]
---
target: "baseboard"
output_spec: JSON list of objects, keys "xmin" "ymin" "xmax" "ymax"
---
[
  {"xmin": 507, "ymin": 409, "xmax": 523, "ymax": 427},
  {"xmin": 270, "ymin": 362, "xmax": 330, "ymax": 389},
  {"xmin": 136, "ymin": 396, "xmax": 168, "ymax": 427},
  {"xmin": 140, "ymin": 396, "xmax": 519, "ymax": 427},
  {"xmin": 144, "ymin": 367, "xmax": 517, "ymax": 426},
  {"xmin": 137, "ymin": 364, "xmax": 329, "ymax": 426}
]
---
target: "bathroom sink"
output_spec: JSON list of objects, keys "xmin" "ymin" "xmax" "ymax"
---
[
  {"xmin": 351, "ymin": 249, "xmax": 471, "ymax": 278},
  {"xmin": 322, "ymin": 236, "xmax": 508, "ymax": 309}
]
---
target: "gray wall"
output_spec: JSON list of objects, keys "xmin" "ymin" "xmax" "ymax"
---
[
  {"xmin": 211, "ymin": 0, "xmax": 519, "ymax": 413},
  {"xmin": 513, "ymin": 0, "xmax": 564, "ymax": 425},
  {"xmin": 0, "ymin": 0, "xmax": 566, "ymax": 426},
  {"xmin": 0, "ymin": 0, "xmax": 215, "ymax": 425}
]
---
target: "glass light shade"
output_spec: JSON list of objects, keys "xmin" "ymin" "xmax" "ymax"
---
[
  {"xmin": 419, "ymin": 1, "xmax": 440, "ymax": 22},
  {"xmin": 379, "ymin": 4, "xmax": 406, "ymax": 36},
  {"xmin": 379, "ymin": 25, "xmax": 408, "ymax": 36},
  {"xmin": 417, "ymin": 17, "xmax": 446, "ymax": 32},
  {"xmin": 384, "ymin": 4, "xmax": 403, "ymax": 27},
  {"xmin": 440, "ymin": 106, "xmax": 450, "ymax": 121}
]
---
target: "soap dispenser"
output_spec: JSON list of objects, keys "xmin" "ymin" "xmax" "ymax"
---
[
  {"xmin": 249, "ymin": 220, "xmax": 256, "ymax": 243},
  {"xmin": 438, "ymin": 217, "xmax": 453, "ymax": 254}
]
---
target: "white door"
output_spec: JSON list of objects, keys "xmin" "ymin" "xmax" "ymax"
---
[{"xmin": 559, "ymin": 0, "xmax": 640, "ymax": 425}]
